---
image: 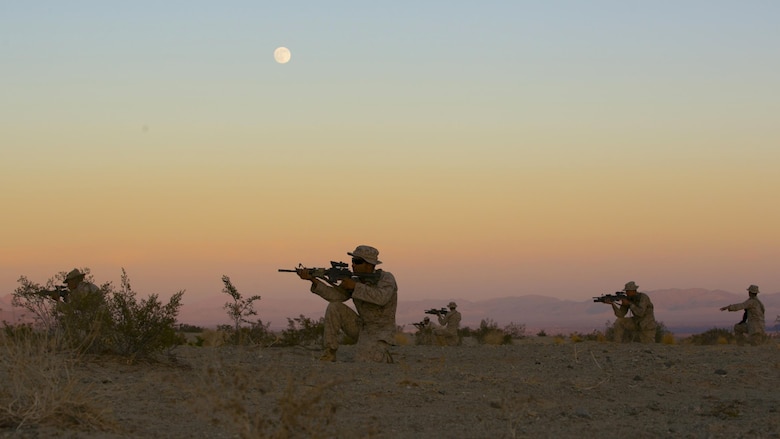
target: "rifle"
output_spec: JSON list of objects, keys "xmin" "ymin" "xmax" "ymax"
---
[
  {"xmin": 37, "ymin": 285, "xmax": 70, "ymax": 302},
  {"xmin": 593, "ymin": 291, "xmax": 628, "ymax": 304},
  {"xmin": 278, "ymin": 261, "xmax": 380, "ymax": 286},
  {"xmin": 424, "ymin": 308, "xmax": 448, "ymax": 316},
  {"xmin": 412, "ymin": 320, "xmax": 431, "ymax": 331}
]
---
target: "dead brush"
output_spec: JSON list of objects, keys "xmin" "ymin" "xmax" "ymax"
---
[
  {"xmin": 0, "ymin": 329, "xmax": 115, "ymax": 432},
  {"xmin": 191, "ymin": 350, "xmax": 376, "ymax": 439}
]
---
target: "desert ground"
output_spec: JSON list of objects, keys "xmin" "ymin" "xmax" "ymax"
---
[{"xmin": 2, "ymin": 337, "xmax": 779, "ymax": 439}]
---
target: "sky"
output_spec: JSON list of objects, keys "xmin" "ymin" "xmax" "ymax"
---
[{"xmin": 2, "ymin": 1, "xmax": 779, "ymax": 326}]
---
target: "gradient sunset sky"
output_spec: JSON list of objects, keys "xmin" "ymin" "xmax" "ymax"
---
[{"xmin": 2, "ymin": 2, "xmax": 779, "ymax": 323}]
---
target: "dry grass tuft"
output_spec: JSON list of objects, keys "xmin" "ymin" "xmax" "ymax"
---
[
  {"xmin": 199, "ymin": 329, "xmax": 228, "ymax": 346},
  {"xmin": 552, "ymin": 336, "xmax": 566, "ymax": 345},
  {"xmin": 482, "ymin": 330, "xmax": 509, "ymax": 345},
  {"xmin": 0, "ymin": 331, "xmax": 116, "ymax": 432},
  {"xmin": 191, "ymin": 349, "xmax": 376, "ymax": 438},
  {"xmin": 394, "ymin": 332, "xmax": 410, "ymax": 346},
  {"xmin": 662, "ymin": 333, "xmax": 676, "ymax": 345}
]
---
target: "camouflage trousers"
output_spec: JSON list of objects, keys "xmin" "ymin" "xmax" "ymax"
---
[
  {"xmin": 613, "ymin": 317, "xmax": 655, "ymax": 343},
  {"xmin": 734, "ymin": 322, "xmax": 766, "ymax": 346},
  {"xmin": 323, "ymin": 302, "xmax": 393, "ymax": 363}
]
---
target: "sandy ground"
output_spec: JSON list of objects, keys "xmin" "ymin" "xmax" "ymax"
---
[{"xmin": 3, "ymin": 337, "xmax": 779, "ymax": 439}]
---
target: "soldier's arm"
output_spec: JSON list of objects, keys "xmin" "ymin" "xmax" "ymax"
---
[
  {"xmin": 725, "ymin": 299, "xmax": 751, "ymax": 312},
  {"xmin": 311, "ymin": 281, "xmax": 351, "ymax": 302},
  {"xmin": 351, "ymin": 272, "xmax": 397, "ymax": 306},
  {"xmin": 612, "ymin": 302, "xmax": 628, "ymax": 318},
  {"xmin": 628, "ymin": 294, "xmax": 651, "ymax": 317}
]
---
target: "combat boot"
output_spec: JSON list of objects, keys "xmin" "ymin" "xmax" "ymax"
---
[{"xmin": 319, "ymin": 348, "xmax": 337, "ymax": 362}]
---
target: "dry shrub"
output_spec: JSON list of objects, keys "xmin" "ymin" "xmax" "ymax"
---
[
  {"xmin": 661, "ymin": 333, "xmax": 676, "ymax": 345},
  {"xmin": 191, "ymin": 350, "xmax": 375, "ymax": 439},
  {"xmin": 0, "ymin": 329, "xmax": 115, "ymax": 432},
  {"xmin": 199, "ymin": 329, "xmax": 228, "ymax": 347},
  {"xmin": 570, "ymin": 334, "xmax": 583, "ymax": 343},
  {"xmin": 684, "ymin": 328, "xmax": 735, "ymax": 345},
  {"xmin": 394, "ymin": 332, "xmax": 410, "ymax": 346},
  {"xmin": 482, "ymin": 330, "xmax": 509, "ymax": 345},
  {"xmin": 553, "ymin": 336, "xmax": 565, "ymax": 345}
]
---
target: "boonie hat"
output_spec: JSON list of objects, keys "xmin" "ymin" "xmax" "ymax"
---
[
  {"xmin": 348, "ymin": 245, "xmax": 382, "ymax": 265},
  {"xmin": 65, "ymin": 268, "xmax": 85, "ymax": 282},
  {"xmin": 448, "ymin": 301, "xmax": 457, "ymax": 309},
  {"xmin": 747, "ymin": 285, "xmax": 760, "ymax": 294},
  {"xmin": 623, "ymin": 281, "xmax": 639, "ymax": 292}
]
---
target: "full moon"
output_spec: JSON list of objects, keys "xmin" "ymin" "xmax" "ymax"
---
[{"xmin": 274, "ymin": 47, "xmax": 291, "ymax": 64}]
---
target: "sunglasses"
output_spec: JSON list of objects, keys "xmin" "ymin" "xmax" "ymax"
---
[{"xmin": 351, "ymin": 258, "xmax": 367, "ymax": 265}]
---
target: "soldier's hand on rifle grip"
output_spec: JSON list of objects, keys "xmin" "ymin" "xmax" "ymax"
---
[
  {"xmin": 339, "ymin": 277, "xmax": 357, "ymax": 291},
  {"xmin": 296, "ymin": 268, "xmax": 314, "ymax": 281},
  {"xmin": 620, "ymin": 298, "xmax": 630, "ymax": 306}
]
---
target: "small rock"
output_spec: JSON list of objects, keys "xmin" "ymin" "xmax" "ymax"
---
[
  {"xmin": 574, "ymin": 408, "xmax": 592, "ymax": 419},
  {"xmin": 633, "ymin": 375, "xmax": 643, "ymax": 381},
  {"xmin": 714, "ymin": 369, "xmax": 727, "ymax": 376}
]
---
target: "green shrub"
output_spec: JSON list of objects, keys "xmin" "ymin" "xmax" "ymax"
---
[
  {"xmin": 221, "ymin": 275, "xmax": 262, "ymax": 345},
  {"xmin": 106, "ymin": 269, "xmax": 184, "ymax": 359},
  {"xmin": 460, "ymin": 319, "xmax": 512, "ymax": 345},
  {"xmin": 278, "ymin": 315, "xmax": 324, "ymax": 347}
]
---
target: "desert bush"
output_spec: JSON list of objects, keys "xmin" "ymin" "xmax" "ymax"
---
[
  {"xmin": 503, "ymin": 322, "xmax": 526, "ymax": 339},
  {"xmin": 461, "ymin": 319, "xmax": 512, "ymax": 345},
  {"xmin": 12, "ymin": 268, "xmax": 185, "ymax": 360},
  {"xmin": 655, "ymin": 321, "xmax": 672, "ymax": 343},
  {"xmin": 536, "ymin": 329, "xmax": 547, "ymax": 337},
  {"xmin": 568, "ymin": 330, "xmax": 605, "ymax": 342},
  {"xmin": 684, "ymin": 328, "xmax": 735, "ymax": 345},
  {"xmin": 221, "ymin": 275, "xmax": 262, "ymax": 345},
  {"xmin": 278, "ymin": 315, "xmax": 324, "ymax": 347},
  {"xmin": 177, "ymin": 323, "xmax": 204, "ymax": 333},
  {"xmin": 0, "ymin": 327, "xmax": 115, "ymax": 431},
  {"xmin": 103, "ymin": 269, "xmax": 184, "ymax": 359}
]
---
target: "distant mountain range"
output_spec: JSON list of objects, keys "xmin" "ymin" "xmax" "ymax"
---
[{"xmin": 2, "ymin": 289, "xmax": 777, "ymax": 336}]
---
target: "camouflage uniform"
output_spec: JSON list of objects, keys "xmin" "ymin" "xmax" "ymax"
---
[
  {"xmin": 69, "ymin": 280, "xmax": 100, "ymax": 298},
  {"xmin": 724, "ymin": 285, "xmax": 766, "ymax": 345},
  {"xmin": 434, "ymin": 302, "xmax": 461, "ymax": 346},
  {"xmin": 63, "ymin": 268, "xmax": 101, "ymax": 302},
  {"xmin": 311, "ymin": 247, "xmax": 397, "ymax": 363},
  {"xmin": 415, "ymin": 318, "xmax": 434, "ymax": 345},
  {"xmin": 611, "ymin": 282, "xmax": 656, "ymax": 343}
]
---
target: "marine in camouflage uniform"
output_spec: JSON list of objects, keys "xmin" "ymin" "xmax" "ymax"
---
[
  {"xmin": 433, "ymin": 301, "xmax": 461, "ymax": 346},
  {"xmin": 298, "ymin": 245, "xmax": 397, "ymax": 363},
  {"xmin": 608, "ymin": 281, "xmax": 657, "ymax": 343},
  {"xmin": 720, "ymin": 284, "xmax": 766, "ymax": 345},
  {"xmin": 414, "ymin": 317, "xmax": 434, "ymax": 345},
  {"xmin": 63, "ymin": 268, "xmax": 101, "ymax": 300}
]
